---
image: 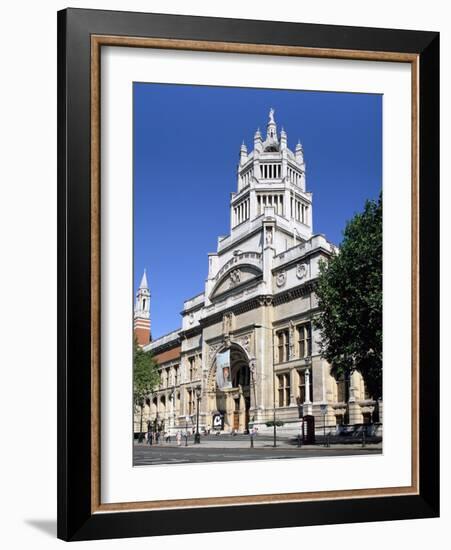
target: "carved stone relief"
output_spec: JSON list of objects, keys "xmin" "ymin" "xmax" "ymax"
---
[
  {"xmin": 296, "ymin": 262, "xmax": 308, "ymax": 280},
  {"xmin": 276, "ymin": 271, "xmax": 286, "ymax": 287},
  {"xmin": 229, "ymin": 269, "xmax": 241, "ymax": 287}
]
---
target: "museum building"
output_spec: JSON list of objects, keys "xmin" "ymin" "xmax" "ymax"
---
[{"xmin": 133, "ymin": 110, "xmax": 381, "ymax": 436}]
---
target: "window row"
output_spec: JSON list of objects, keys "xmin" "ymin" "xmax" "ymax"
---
[
  {"xmin": 257, "ymin": 193, "xmax": 284, "ymax": 216},
  {"xmin": 336, "ymin": 373, "xmax": 372, "ymax": 402},
  {"xmin": 276, "ymin": 369, "xmax": 313, "ymax": 407},
  {"xmin": 240, "ymin": 168, "xmax": 253, "ymax": 188},
  {"xmin": 276, "ymin": 323, "xmax": 312, "ymax": 364},
  {"xmin": 287, "ymin": 166, "xmax": 301, "ymax": 186},
  {"xmin": 159, "ymin": 365, "xmax": 180, "ymax": 388},
  {"xmin": 233, "ymin": 198, "xmax": 250, "ymax": 226},
  {"xmin": 261, "ymin": 163, "xmax": 281, "ymax": 179},
  {"xmin": 188, "ymin": 354, "xmax": 202, "ymax": 382},
  {"xmin": 291, "ymin": 197, "xmax": 308, "ymax": 224},
  {"xmin": 148, "ymin": 391, "xmax": 181, "ymax": 415}
]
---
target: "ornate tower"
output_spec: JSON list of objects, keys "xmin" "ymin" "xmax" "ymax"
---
[
  {"xmin": 230, "ymin": 108, "xmax": 312, "ymax": 247},
  {"xmin": 134, "ymin": 269, "xmax": 151, "ymax": 346}
]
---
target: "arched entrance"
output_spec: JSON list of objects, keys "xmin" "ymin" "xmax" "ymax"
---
[{"xmin": 208, "ymin": 344, "xmax": 251, "ymax": 433}]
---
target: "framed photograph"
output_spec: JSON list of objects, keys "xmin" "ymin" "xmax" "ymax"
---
[{"xmin": 57, "ymin": 8, "xmax": 439, "ymax": 541}]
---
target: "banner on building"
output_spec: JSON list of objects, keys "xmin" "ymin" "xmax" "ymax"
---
[
  {"xmin": 216, "ymin": 350, "xmax": 232, "ymax": 390},
  {"xmin": 212, "ymin": 412, "xmax": 224, "ymax": 430}
]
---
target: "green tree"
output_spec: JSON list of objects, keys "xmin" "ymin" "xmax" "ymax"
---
[
  {"xmin": 133, "ymin": 338, "xmax": 159, "ymax": 441},
  {"xmin": 314, "ymin": 195, "xmax": 382, "ymax": 399}
]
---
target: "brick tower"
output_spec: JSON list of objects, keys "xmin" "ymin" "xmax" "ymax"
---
[{"xmin": 134, "ymin": 269, "xmax": 151, "ymax": 346}]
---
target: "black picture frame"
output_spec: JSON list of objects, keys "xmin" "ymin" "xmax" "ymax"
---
[{"xmin": 57, "ymin": 8, "xmax": 439, "ymax": 541}]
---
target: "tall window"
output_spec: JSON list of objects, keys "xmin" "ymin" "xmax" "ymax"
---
[
  {"xmin": 297, "ymin": 323, "xmax": 312, "ymax": 358},
  {"xmin": 187, "ymin": 389, "xmax": 194, "ymax": 416},
  {"xmin": 174, "ymin": 365, "xmax": 180, "ymax": 385},
  {"xmin": 277, "ymin": 373, "xmax": 290, "ymax": 407},
  {"xmin": 285, "ymin": 374, "xmax": 290, "ymax": 406},
  {"xmin": 277, "ymin": 375, "xmax": 284, "ymax": 406},
  {"xmin": 188, "ymin": 357, "xmax": 195, "ymax": 381},
  {"xmin": 276, "ymin": 330, "xmax": 290, "ymax": 363},
  {"xmin": 277, "ymin": 332, "xmax": 284, "ymax": 363}
]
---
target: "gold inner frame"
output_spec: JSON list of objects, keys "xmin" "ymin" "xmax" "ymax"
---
[{"xmin": 90, "ymin": 35, "xmax": 419, "ymax": 514}]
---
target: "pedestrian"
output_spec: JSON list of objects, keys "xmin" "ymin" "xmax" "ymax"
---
[
  {"xmin": 146, "ymin": 421, "xmax": 152, "ymax": 446},
  {"xmin": 176, "ymin": 431, "xmax": 181, "ymax": 446},
  {"xmin": 155, "ymin": 431, "xmax": 160, "ymax": 444}
]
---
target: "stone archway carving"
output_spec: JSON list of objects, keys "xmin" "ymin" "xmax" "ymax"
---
[
  {"xmin": 206, "ymin": 340, "xmax": 253, "ymax": 432},
  {"xmin": 206, "ymin": 339, "xmax": 252, "ymax": 390}
]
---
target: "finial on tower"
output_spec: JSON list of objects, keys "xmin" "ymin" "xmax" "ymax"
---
[
  {"xmin": 280, "ymin": 126, "xmax": 287, "ymax": 150},
  {"xmin": 139, "ymin": 268, "xmax": 149, "ymax": 290},
  {"xmin": 239, "ymin": 140, "xmax": 248, "ymax": 165},
  {"xmin": 269, "ymin": 108, "xmax": 275, "ymax": 124},
  {"xmin": 295, "ymin": 141, "xmax": 304, "ymax": 164},
  {"xmin": 266, "ymin": 108, "xmax": 278, "ymax": 142}
]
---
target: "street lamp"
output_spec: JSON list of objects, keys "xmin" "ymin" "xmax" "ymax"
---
[
  {"xmin": 194, "ymin": 384, "xmax": 202, "ymax": 444},
  {"xmin": 185, "ymin": 415, "xmax": 190, "ymax": 446},
  {"xmin": 320, "ymin": 402, "xmax": 328, "ymax": 447}
]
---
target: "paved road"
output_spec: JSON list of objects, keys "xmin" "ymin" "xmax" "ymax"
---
[{"xmin": 133, "ymin": 443, "xmax": 382, "ymax": 466}]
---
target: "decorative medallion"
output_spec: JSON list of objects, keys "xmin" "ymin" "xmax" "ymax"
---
[
  {"xmin": 276, "ymin": 271, "xmax": 286, "ymax": 287},
  {"xmin": 296, "ymin": 263, "xmax": 308, "ymax": 279}
]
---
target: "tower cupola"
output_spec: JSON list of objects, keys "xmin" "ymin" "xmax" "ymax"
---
[{"xmin": 263, "ymin": 108, "xmax": 279, "ymax": 151}]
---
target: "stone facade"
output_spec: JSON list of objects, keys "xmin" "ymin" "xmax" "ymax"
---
[{"xmin": 135, "ymin": 110, "xmax": 381, "ymax": 436}]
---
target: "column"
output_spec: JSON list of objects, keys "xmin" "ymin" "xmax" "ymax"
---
[
  {"xmin": 289, "ymin": 368, "xmax": 297, "ymax": 406},
  {"xmin": 348, "ymin": 371, "xmax": 363, "ymax": 424},
  {"xmin": 305, "ymin": 369, "xmax": 311, "ymax": 403},
  {"xmin": 303, "ymin": 368, "xmax": 313, "ymax": 416}
]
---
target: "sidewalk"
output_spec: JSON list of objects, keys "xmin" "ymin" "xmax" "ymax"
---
[{"xmin": 135, "ymin": 438, "xmax": 382, "ymax": 451}]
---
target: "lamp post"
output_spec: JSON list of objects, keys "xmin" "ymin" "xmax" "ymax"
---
[
  {"xmin": 185, "ymin": 415, "xmax": 189, "ymax": 446},
  {"xmin": 320, "ymin": 403, "xmax": 327, "ymax": 447},
  {"xmin": 194, "ymin": 385, "xmax": 202, "ymax": 444}
]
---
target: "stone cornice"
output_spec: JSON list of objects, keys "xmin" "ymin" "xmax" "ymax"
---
[
  {"xmin": 272, "ymin": 246, "xmax": 331, "ymax": 274},
  {"xmin": 272, "ymin": 280, "xmax": 316, "ymax": 305}
]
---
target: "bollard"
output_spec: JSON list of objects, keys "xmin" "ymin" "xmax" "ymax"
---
[{"xmin": 250, "ymin": 435, "xmax": 254, "ymax": 448}]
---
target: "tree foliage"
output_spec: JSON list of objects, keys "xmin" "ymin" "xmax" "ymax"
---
[
  {"xmin": 133, "ymin": 338, "xmax": 159, "ymax": 410},
  {"xmin": 314, "ymin": 195, "xmax": 382, "ymax": 399}
]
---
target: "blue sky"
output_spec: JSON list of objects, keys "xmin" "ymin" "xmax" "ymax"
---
[{"xmin": 134, "ymin": 83, "xmax": 382, "ymax": 338}]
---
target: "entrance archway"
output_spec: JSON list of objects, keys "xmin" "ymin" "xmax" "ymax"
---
[{"xmin": 208, "ymin": 344, "xmax": 251, "ymax": 433}]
